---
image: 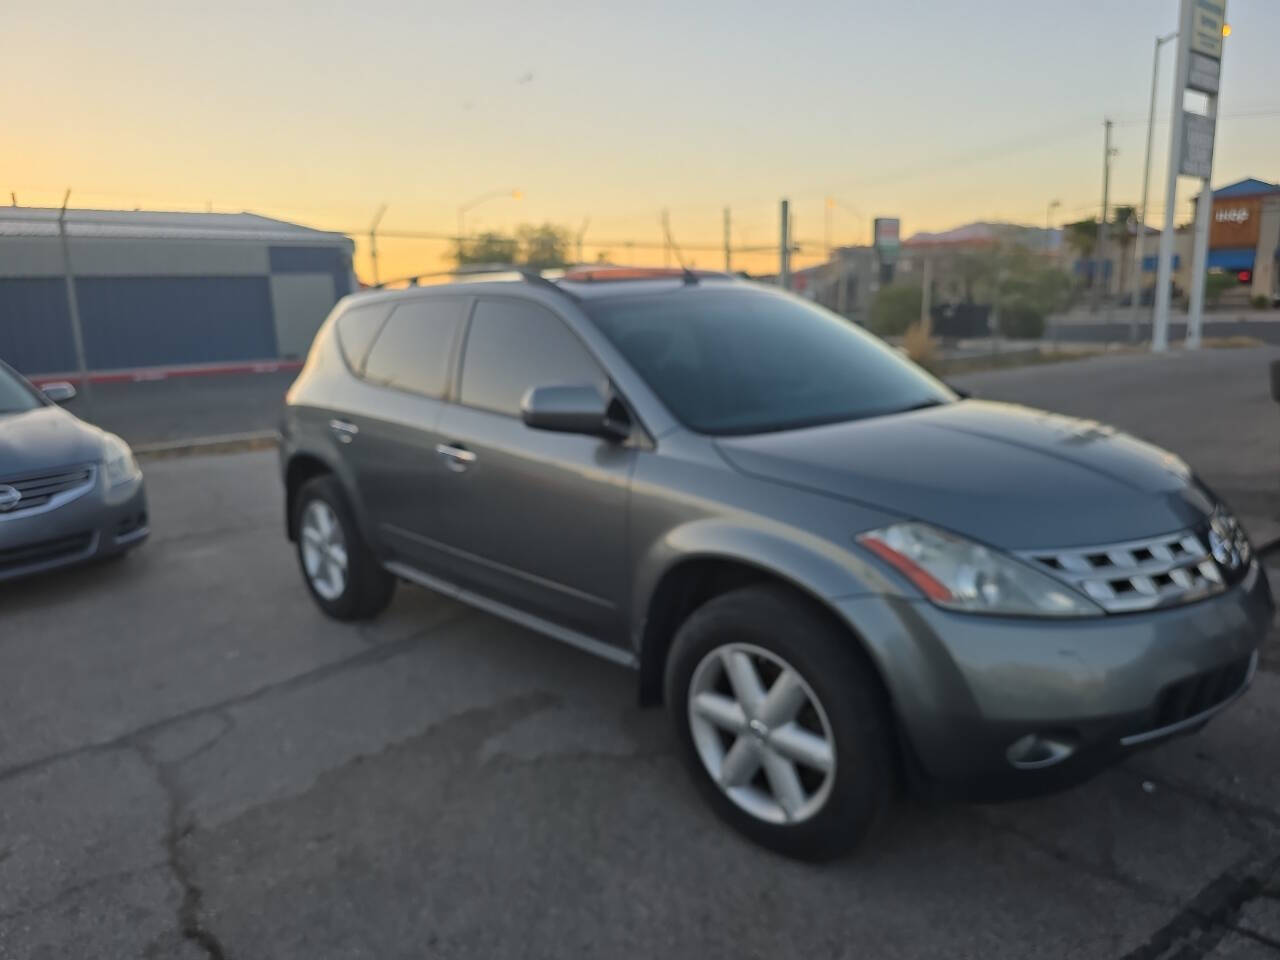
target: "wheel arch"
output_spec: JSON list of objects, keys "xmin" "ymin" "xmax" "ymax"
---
[
  {"xmin": 284, "ymin": 451, "xmax": 339, "ymax": 541},
  {"xmin": 632, "ymin": 521, "xmax": 901, "ymax": 709}
]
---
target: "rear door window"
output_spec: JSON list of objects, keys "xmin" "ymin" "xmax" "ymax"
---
[
  {"xmin": 335, "ymin": 301, "xmax": 392, "ymax": 374},
  {"xmin": 363, "ymin": 297, "xmax": 467, "ymax": 399},
  {"xmin": 458, "ymin": 298, "xmax": 606, "ymax": 416}
]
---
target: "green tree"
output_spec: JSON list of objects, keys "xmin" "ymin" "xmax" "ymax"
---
[
  {"xmin": 1063, "ymin": 218, "xmax": 1098, "ymax": 258},
  {"xmin": 869, "ymin": 284, "xmax": 923, "ymax": 337},
  {"xmin": 517, "ymin": 223, "xmax": 572, "ymax": 270},
  {"xmin": 453, "ymin": 231, "xmax": 518, "ymax": 266}
]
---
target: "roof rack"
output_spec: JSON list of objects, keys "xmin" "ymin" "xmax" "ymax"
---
[
  {"xmin": 371, "ymin": 264, "xmax": 579, "ymax": 301},
  {"xmin": 560, "ymin": 266, "xmax": 731, "ymax": 284}
]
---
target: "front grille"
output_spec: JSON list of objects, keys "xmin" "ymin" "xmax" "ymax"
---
[
  {"xmin": 1151, "ymin": 655, "xmax": 1254, "ymax": 730},
  {"xmin": 0, "ymin": 465, "xmax": 95, "ymax": 516},
  {"xmin": 1021, "ymin": 530, "xmax": 1225, "ymax": 613},
  {"xmin": 0, "ymin": 532, "xmax": 94, "ymax": 572}
]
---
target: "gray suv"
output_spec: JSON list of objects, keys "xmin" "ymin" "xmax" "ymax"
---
[{"xmin": 280, "ymin": 269, "xmax": 1272, "ymax": 859}]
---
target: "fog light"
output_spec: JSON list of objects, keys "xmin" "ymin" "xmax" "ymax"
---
[{"xmin": 1006, "ymin": 732, "xmax": 1077, "ymax": 770}]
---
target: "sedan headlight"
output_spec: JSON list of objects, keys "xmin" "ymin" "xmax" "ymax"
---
[
  {"xmin": 102, "ymin": 433, "xmax": 141, "ymax": 488},
  {"xmin": 858, "ymin": 522, "xmax": 1103, "ymax": 617}
]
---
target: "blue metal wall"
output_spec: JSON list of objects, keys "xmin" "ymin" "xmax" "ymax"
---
[
  {"xmin": 0, "ymin": 278, "xmax": 76, "ymax": 374},
  {"xmin": 0, "ymin": 275, "xmax": 276, "ymax": 374}
]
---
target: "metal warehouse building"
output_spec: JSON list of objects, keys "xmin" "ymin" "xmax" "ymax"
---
[{"xmin": 0, "ymin": 207, "xmax": 355, "ymax": 376}]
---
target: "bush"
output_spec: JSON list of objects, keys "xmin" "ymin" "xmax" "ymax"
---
[
  {"xmin": 998, "ymin": 307, "xmax": 1045, "ymax": 339},
  {"xmin": 901, "ymin": 322, "xmax": 939, "ymax": 373},
  {"xmin": 1252, "ymin": 294, "xmax": 1270, "ymax": 310},
  {"xmin": 1204, "ymin": 271, "xmax": 1236, "ymax": 306},
  {"xmin": 869, "ymin": 285, "xmax": 922, "ymax": 337}
]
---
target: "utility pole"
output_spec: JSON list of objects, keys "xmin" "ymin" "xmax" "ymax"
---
[
  {"xmin": 56, "ymin": 190, "xmax": 94, "ymax": 423},
  {"xmin": 1092, "ymin": 119, "xmax": 1114, "ymax": 312},
  {"xmin": 920, "ymin": 255, "xmax": 933, "ymax": 336},
  {"xmin": 723, "ymin": 207, "xmax": 731, "ymax": 273},
  {"xmin": 824, "ymin": 196, "xmax": 834, "ymax": 260},
  {"xmin": 1130, "ymin": 31, "xmax": 1178, "ymax": 343},
  {"xmin": 369, "ymin": 204, "xmax": 387, "ymax": 286},
  {"xmin": 779, "ymin": 199, "xmax": 791, "ymax": 290},
  {"xmin": 661, "ymin": 209, "xmax": 670, "ymax": 268},
  {"xmin": 1045, "ymin": 199, "xmax": 1060, "ymax": 250}
]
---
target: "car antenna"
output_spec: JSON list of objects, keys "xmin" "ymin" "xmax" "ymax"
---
[{"xmin": 661, "ymin": 218, "xmax": 699, "ymax": 285}]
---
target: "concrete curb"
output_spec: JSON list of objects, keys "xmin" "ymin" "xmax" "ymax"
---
[{"xmin": 134, "ymin": 430, "xmax": 280, "ymax": 461}]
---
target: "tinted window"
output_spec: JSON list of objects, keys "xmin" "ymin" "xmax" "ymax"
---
[
  {"xmin": 459, "ymin": 299, "xmax": 606, "ymax": 416},
  {"xmin": 335, "ymin": 301, "xmax": 391, "ymax": 373},
  {"xmin": 0, "ymin": 363, "xmax": 40, "ymax": 415},
  {"xmin": 583, "ymin": 286, "xmax": 953, "ymax": 435},
  {"xmin": 363, "ymin": 298, "xmax": 466, "ymax": 398}
]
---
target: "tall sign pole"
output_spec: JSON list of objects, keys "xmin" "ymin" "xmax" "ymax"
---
[
  {"xmin": 1183, "ymin": 1, "xmax": 1226, "ymax": 348},
  {"xmin": 1152, "ymin": 0, "xmax": 1225, "ymax": 352}
]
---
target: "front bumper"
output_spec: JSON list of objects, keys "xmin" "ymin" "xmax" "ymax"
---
[
  {"xmin": 0, "ymin": 472, "xmax": 149, "ymax": 582},
  {"xmin": 836, "ymin": 559, "xmax": 1274, "ymax": 801}
]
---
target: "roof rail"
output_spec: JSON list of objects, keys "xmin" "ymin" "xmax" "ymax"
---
[{"xmin": 371, "ymin": 264, "xmax": 578, "ymax": 301}]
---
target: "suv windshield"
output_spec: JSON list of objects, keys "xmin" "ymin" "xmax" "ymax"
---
[
  {"xmin": 0, "ymin": 363, "xmax": 41, "ymax": 416},
  {"xmin": 583, "ymin": 286, "xmax": 953, "ymax": 435}
]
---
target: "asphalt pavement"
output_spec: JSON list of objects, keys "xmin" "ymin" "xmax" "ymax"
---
[{"xmin": 2, "ymin": 450, "xmax": 1279, "ymax": 955}]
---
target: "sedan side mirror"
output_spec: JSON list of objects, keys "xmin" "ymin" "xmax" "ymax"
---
[
  {"xmin": 41, "ymin": 381, "xmax": 77, "ymax": 404},
  {"xmin": 521, "ymin": 384, "xmax": 630, "ymax": 441}
]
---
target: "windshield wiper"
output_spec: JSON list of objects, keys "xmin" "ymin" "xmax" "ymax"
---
[{"xmin": 899, "ymin": 398, "xmax": 948, "ymax": 413}]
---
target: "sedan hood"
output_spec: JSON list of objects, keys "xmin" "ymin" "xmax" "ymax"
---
[
  {"xmin": 0, "ymin": 406, "xmax": 106, "ymax": 476},
  {"xmin": 715, "ymin": 400, "xmax": 1214, "ymax": 549}
]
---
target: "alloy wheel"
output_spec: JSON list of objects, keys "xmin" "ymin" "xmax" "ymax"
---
[
  {"xmin": 687, "ymin": 642, "xmax": 836, "ymax": 825},
  {"xmin": 299, "ymin": 500, "xmax": 348, "ymax": 601}
]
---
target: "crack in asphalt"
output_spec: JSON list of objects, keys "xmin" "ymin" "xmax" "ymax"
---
[
  {"xmin": 1118, "ymin": 850, "xmax": 1280, "ymax": 959},
  {"xmin": 0, "ymin": 608, "xmax": 476, "ymax": 788},
  {"xmin": 134, "ymin": 739, "xmax": 226, "ymax": 959}
]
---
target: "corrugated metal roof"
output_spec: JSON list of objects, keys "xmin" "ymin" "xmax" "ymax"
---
[{"xmin": 0, "ymin": 207, "xmax": 353, "ymax": 246}]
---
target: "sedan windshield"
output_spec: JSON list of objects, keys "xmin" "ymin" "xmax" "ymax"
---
[
  {"xmin": 0, "ymin": 363, "xmax": 41, "ymax": 416},
  {"xmin": 583, "ymin": 285, "xmax": 954, "ymax": 435}
]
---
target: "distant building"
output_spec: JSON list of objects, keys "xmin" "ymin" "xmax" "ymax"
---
[
  {"xmin": 0, "ymin": 207, "xmax": 354, "ymax": 376},
  {"xmin": 1184, "ymin": 177, "xmax": 1280, "ymax": 302}
]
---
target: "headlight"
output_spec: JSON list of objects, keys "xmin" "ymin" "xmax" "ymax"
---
[
  {"xmin": 858, "ymin": 522, "xmax": 1103, "ymax": 617},
  {"xmin": 102, "ymin": 433, "xmax": 141, "ymax": 488}
]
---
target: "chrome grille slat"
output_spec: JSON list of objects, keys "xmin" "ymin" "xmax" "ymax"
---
[
  {"xmin": 1020, "ymin": 529, "xmax": 1228, "ymax": 614},
  {"xmin": 0, "ymin": 464, "xmax": 97, "ymax": 519}
]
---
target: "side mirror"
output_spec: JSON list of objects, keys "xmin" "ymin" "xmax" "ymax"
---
[
  {"xmin": 521, "ymin": 384, "xmax": 630, "ymax": 441},
  {"xmin": 1271, "ymin": 360, "xmax": 1280, "ymax": 405},
  {"xmin": 41, "ymin": 381, "xmax": 77, "ymax": 404}
]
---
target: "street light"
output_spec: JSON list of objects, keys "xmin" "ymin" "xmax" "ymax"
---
[
  {"xmin": 1129, "ymin": 30, "xmax": 1178, "ymax": 342},
  {"xmin": 456, "ymin": 188, "xmax": 522, "ymax": 257}
]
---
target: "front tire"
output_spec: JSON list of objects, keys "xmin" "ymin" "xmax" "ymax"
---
[
  {"xmin": 664, "ymin": 585, "xmax": 894, "ymax": 860},
  {"xmin": 294, "ymin": 474, "xmax": 394, "ymax": 621}
]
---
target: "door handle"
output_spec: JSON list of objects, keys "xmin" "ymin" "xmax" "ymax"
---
[
  {"xmin": 435, "ymin": 442, "xmax": 476, "ymax": 471},
  {"xmin": 329, "ymin": 419, "xmax": 359, "ymax": 443}
]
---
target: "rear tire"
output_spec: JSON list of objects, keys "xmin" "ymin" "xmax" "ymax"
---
[
  {"xmin": 294, "ymin": 474, "xmax": 394, "ymax": 621},
  {"xmin": 664, "ymin": 585, "xmax": 894, "ymax": 860}
]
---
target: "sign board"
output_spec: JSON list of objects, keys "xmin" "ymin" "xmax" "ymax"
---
[
  {"xmin": 1209, "ymin": 196, "xmax": 1261, "ymax": 247},
  {"xmin": 1180, "ymin": 112, "xmax": 1215, "ymax": 178},
  {"xmin": 1189, "ymin": 0, "xmax": 1225, "ymax": 58},
  {"xmin": 1187, "ymin": 52, "xmax": 1220, "ymax": 93},
  {"xmin": 873, "ymin": 218, "xmax": 900, "ymax": 263}
]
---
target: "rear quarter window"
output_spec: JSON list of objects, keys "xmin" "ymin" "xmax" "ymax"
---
[
  {"xmin": 334, "ymin": 301, "xmax": 392, "ymax": 374},
  {"xmin": 362, "ymin": 297, "xmax": 468, "ymax": 399}
]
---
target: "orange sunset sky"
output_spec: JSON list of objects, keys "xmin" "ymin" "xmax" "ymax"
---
[{"xmin": 6, "ymin": 0, "xmax": 1279, "ymax": 281}]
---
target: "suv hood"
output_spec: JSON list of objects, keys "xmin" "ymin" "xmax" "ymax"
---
[
  {"xmin": 715, "ymin": 400, "xmax": 1214, "ymax": 549},
  {"xmin": 0, "ymin": 406, "xmax": 106, "ymax": 476}
]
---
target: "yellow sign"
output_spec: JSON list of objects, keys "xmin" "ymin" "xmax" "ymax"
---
[{"xmin": 1189, "ymin": 0, "xmax": 1225, "ymax": 59}]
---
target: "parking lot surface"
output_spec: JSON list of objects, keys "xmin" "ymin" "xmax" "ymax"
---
[{"xmin": 2, "ymin": 440, "xmax": 1278, "ymax": 959}]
